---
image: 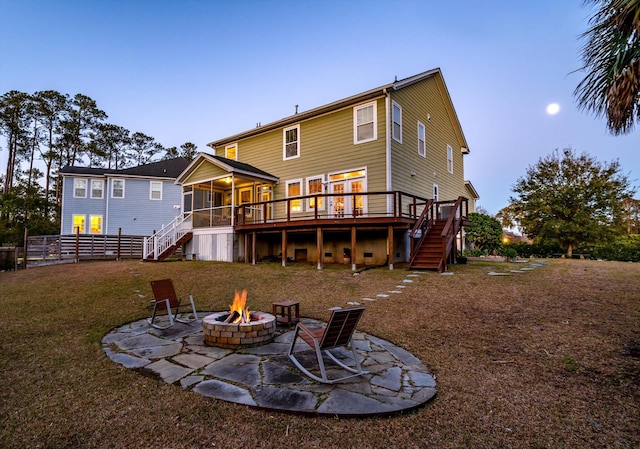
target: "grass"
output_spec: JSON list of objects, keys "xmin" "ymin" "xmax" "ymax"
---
[{"xmin": 1, "ymin": 258, "xmax": 639, "ymax": 448}]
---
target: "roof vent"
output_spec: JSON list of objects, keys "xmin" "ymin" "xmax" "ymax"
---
[{"xmin": 295, "ymin": 104, "xmax": 299, "ymax": 114}]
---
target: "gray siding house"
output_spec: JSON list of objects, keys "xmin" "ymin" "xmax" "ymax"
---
[{"xmin": 59, "ymin": 158, "xmax": 191, "ymax": 236}]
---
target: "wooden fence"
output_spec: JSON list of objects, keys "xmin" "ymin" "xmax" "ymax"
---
[
  {"xmin": 25, "ymin": 234, "xmax": 145, "ymax": 266},
  {"xmin": 0, "ymin": 247, "xmax": 17, "ymax": 271}
]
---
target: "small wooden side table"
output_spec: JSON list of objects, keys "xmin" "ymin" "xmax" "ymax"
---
[{"xmin": 272, "ymin": 300, "xmax": 300, "ymax": 327}]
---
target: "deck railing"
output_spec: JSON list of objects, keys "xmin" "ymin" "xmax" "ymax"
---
[
  {"xmin": 143, "ymin": 212, "xmax": 192, "ymax": 260},
  {"xmin": 234, "ymin": 191, "xmax": 432, "ymax": 227}
]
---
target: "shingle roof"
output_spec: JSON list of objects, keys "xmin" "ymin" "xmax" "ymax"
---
[{"xmin": 59, "ymin": 157, "xmax": 191, "ymax": 179}]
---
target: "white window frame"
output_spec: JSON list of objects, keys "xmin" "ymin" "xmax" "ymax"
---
[
  {"xmin": 353, "ymin": 101, "xmax": 377, "ymax": 144},
  {"xmin": 150, "ymin": 181, "xmax": 163, "ymax": 200},
  {"xmin": 89, "ymin": 215, "xmax": 103, "ymax": 234},
  {"xmin": 225, "ymin": 143, "xmax": 237, "ymax": 160},
  {"xmin": 283, "ymin": 124, "xmax": 300, "ymax": 160},
  {"xmin": 447, "ymin": 145, "xmax": 454, "ymax": 174},
  {"xmin": 433, "ymin": 184, "xmax": 439, "ymax": 202},
  {"xmin": 90, "ymin": 179, "xmax": 103, "ymax": 199},
  {"xmin": 111, "ymin": 179, "xmax": 125, "ymax": 198},
  {"xmin": 73, "ymin": 178, "xmax": 87, "ymax": 198},
  {"xmin": 392, "ymin": 101, "xmax": 402, "ymax": 143},
  {"xmin": 286, "ymin": 178, "xmax": 303, "ymax": 212},
  {"xmin": 306, "ymin": 175, "xmax": 325, "ymax": 211},
  {"xmin": 418, "ymin": 121, "xmax": 426, "ymax": 158}
]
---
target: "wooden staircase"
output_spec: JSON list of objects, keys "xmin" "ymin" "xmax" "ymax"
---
[
  {"xmin": 410, "ymin": 220, "xmax": 447, "ymax": 271},
  {"xmin": 409, "ymin": 196, "xmax": 469, "ymax": 273},
  {"xmin": 146, "ymin": 232, "xmax": 193, "ymax": 262},
  {"xmin": 143, "ymin": 212, "xmax": 193, "ymax": 262}
]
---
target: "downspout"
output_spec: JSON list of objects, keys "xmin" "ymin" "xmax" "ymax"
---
[
  {"xmin": 384, "ymin": 89, "xmax": 392, "ymax": 212},
  {"xmin": 105, "ymin": 177, "xmax": 110, "ymax": 234},
  {"xmin": 384, "ymin": 88, "xmax": 394, "ymax": 270}
]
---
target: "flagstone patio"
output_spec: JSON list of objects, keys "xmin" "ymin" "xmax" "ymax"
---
[{"xmin": 102, "ymin": 315, "xmax": 437, "ymax": 417}]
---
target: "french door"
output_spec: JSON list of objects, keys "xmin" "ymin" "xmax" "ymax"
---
[{"xmin": 330, "ymin": 179, "xmax": 365, "ymax": 218}]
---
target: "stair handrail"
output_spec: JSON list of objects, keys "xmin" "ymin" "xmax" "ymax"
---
[
  {"xmin": 409, "ymin": 199, "xmax": 435, "ymax": 265},
  {"xmin": 143, "ymin": 212, "xmax": 193, "ymax": 260},
  {"xmin": 439, "ymin": 196, "xmax": 468, "ymax": 270}
]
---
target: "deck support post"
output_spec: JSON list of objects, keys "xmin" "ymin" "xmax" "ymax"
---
[
  {"xmin": 251, "ymin": 232, "xmax": 256, "ymax": 265},
  {"xmin": 387, "ymin": 226, "xmax": 394, "ymax": 270},
  {"xmin": 281, "ymin": 229, "xmax": 287, "ymax": 267},
  {"xmin": 243, "ymin": 233, "xmax": 249, "ymax": 264},
  {"xmin": 316, "ymin": 227, "xmax": 323, "ymax": 270},
  {"xmin": 351, "ymin": 227, "xmax": 357, "ymax": 271}
]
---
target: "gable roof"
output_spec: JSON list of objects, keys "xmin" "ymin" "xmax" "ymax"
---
[
  {"xmin": 59, "ymin": 157, "xmax": 191, "ymax": 179},
  {"xmin": 176, "ymin": 152, "xmax": 279, "ymax": 184},
  {"xmin": 207, "ymin": 67, "xmax": 469, "ymax": 153}
]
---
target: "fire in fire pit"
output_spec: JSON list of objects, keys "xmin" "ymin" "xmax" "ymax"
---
[
  {"xmin": 201, "ymin": 290, "xmax": 276, "ymax": 348},
  {"xmin": 225, "ymin": 290, "xmax": 251, "ymax": 324}
]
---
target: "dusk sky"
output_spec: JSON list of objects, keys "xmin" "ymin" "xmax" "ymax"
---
[{"xmin": 1, "ymin": 0, "xmax": 638, "ymax": 215}]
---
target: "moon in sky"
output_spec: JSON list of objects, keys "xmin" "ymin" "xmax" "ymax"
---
[{"xmin": 546, "ymin": 103, "xmax": 560, "ymax": 115}]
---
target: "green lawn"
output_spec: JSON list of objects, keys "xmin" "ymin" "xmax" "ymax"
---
[{"xmin": 1, "ymin": 259, "xmax": 638, "ymax": 448}]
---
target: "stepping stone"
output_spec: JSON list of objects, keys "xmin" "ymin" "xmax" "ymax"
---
[
  {"xmin": 395, "ymin": 285, "xmax": 406, "ymax": 289},
  {"xmin": 402, "ymin": 279, "xmax": 413, "ymax": 283},
  {"xmin": 172, "ymin": 353, "xmax": 214, "ymax": 369},
  {"xmin": 407, "ymin": 274, "xmax": 420, "ymax": 277},
  {"xmin": 388, "ymin": 290, "xmax": 402, "ymax": 294},
  {"xmin": 347, "ymin": 301, "xmax": 361, "ymax": 305},
  {"xmin": 488, "ymin": 271, "xmax": 511, "ymax": 276},
  {"xmin": 440, "ymin": 272, "xmax": 454, "ymax": 275},
  {"xmin": 510, "ymin": 270, "xmax": 526, "ymax": 273},
  {"xmin": 144, "ymin": 359, "xmax": 193, "ymax": 384},
  {"xmin": 193, "ymin": 379, "xmax": 256, "ymax": 406},
  {"xmin": 376, "ymin": 293, "xmax": 389, "ymax": 298},
  {"xmin": 362, "ymin": 297, "xmax": 377, "ymax": 301}
]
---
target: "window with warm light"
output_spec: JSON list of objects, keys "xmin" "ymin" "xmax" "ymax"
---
[
  {"xmin": 283, "ymin": 125, "xmax": 300, "ymax": 160},
  {"xmin": 89, "ymin": 215, "xmax": 102, "ymax": 234},
  {"xmin": 307, "ymin": 176, "xmax": 324, "ymax": 211},
  {"xmin": 225, "ymin": 144, "xmax": 237, "ymax": 160},
  {"xmin": 286, "ymin": 179, "xmax": 302, "ymax": 212},
  {"xmin": 72, "ymin": 215, "xmax": 85, "ymax": 233}
]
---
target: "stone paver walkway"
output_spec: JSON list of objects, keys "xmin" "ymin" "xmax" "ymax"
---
[{"xmin": 102, "ymin": 316, "xmax": 436, "ymax": 417}]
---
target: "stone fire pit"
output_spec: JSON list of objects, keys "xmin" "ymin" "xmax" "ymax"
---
[{"xmin": 202, "ymin": 311, "xmax": 276, "ymax": 348}]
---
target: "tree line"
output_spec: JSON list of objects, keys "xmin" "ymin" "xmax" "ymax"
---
[{"xmin": 0, "ymin": 90, "xmax": 197, "ymax": 245}]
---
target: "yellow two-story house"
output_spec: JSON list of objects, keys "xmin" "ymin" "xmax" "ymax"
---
[{"xmin": 145, "ymin": 68, "xmax": 479, "ymax": 272}]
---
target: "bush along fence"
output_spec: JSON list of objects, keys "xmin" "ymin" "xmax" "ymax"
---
[{"xmin": 23, "ymin": 230, "xmax": 144, "ymax": 267}]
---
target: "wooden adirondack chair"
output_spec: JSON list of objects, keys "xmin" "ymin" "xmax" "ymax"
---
[
  {"xmin": 288, "ymin": 307, "xmax": 368, "ymax": 384},
  {"xmin": 148, "ymin": 279, "xmax": 198, "ymax": 329}
]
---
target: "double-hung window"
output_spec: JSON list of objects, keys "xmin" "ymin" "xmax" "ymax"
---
[
  {"xmin": 74, "ymin": 179, "xmax": 87, "ymax": 198},
  {"xmin": 89, "ymin": 215, "xmax": 103, "ymax": 234},
  {"xmin": 392, "ymin": 101, "xmax": 402, "ymax": 143},
  {"xmin": 354, "ymin": 102, "xmax": 377, "ymax": 144},
  {"xmin": 286, "ymin": 179, "xmax": 302, "ymax": 212},
  {"xmin": 447, "ymin": 145, "xmax": 454, "ymax": 174},
  {"xmin": 418, "ymin": 122, "xmax": 426, "ymax": 158},
  {"xmin": 90, "ymin": 179, "xmax": 104, "ymax": 198},
  {"xmin": 225, "ymin": 144, "xmax": 237, "ymax": 160},
  {"xmin": 150, "ymin": 181, "xmax": 162, "ymax": 200},
  {"xmin": 112, "ymin": 179, "xmax": 125, "ymax": 198},
  {"xmin": 306, "ymin": 176, "xmax": 324, "ymax": 211},
  {"xmin": 283, "ymin": 125, "xmax": 300, "ymax": 160}
]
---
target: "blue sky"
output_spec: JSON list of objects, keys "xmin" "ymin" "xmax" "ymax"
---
[{"xmin": 1, "ymin": 0, "xmax": 638, "ymax": 214}]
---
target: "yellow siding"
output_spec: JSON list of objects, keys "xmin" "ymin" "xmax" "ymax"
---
[
  {"xmin": 182, "ymin": 161, "xmax": 228, "ymax": 185},
  {"xmin": 389, "ymin": 77, "xmax": 468, "ymax": 202},
  {"xmin": 219, "ymin": 98, "xmax": 388, "ymax": 200}
]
